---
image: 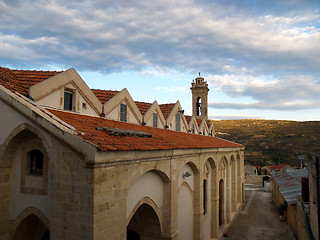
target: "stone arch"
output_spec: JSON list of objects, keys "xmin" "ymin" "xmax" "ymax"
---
[
  {"xmin": 127, "ymin": 168, "xmax": 170, "ymax": 190},
  {"xmin": 0, "ymin": 123, "xmax": 51, "ymax": 232},
  {"xmin": 0, "ymin": 123, "xmax": 51, "ymax": 168},
  {"xmin": 205, "ymin": 157, "xmax": 216, "ymax": 170},
  {"xmin": 127, "ymin": 197, "xmax": 161, "ymax": 227},
  {"xmin": 178, "ymin": 180, "xmax": 194, "ymax": 193},
  {"xmin": 127, "ymin": 170, "xmax": 168, "ymax": 217},
  {"xmin": 230, "ymin": 155, "xmax": 237, "ymax": 212},
  {"xmin": 177, "ymin": 161, "xmax": 200, "ymax": 240},
  {"xmin": 126, "ymin": 202, "xmax": 162, "ymax": 240},
  {"xmin": 11, "ymin": 207, "xmax": 49, "ymax": 240},
  {"xmin": 126, "ymin": 169, "xmax": 171, "ymax": 238},
  {"xmin": 186, "ymin": 161, "xmax": 200, "ymax": 175}
]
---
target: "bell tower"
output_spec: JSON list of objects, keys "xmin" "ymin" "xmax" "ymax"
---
[{"xmin": 191, "ymin": 73, "xmax": 209, "ymax": 120}]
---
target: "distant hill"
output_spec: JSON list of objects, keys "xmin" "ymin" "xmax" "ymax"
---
[{"xmin": 212, "ymin": 119, "xmax": 320, "ymax": 167}]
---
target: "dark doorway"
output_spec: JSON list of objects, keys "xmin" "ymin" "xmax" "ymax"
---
[
  {"xmin": 127, "ymin": 230, "xmax": 140, "ymax": 240},
  {"xmin": 127, "ymin": 203, "xmax": 162, "ymax": 240},
  {"xmin": 13, "ymin": 214, "xmax": 49, "ymax": 240}
]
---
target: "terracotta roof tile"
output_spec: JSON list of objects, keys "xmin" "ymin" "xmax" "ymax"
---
[
  {"xmin": 48, "ymin": 109, "xmax": 243, "ymax": 151},
  {"xmin": 135, "ymin": 101, "xmax": 152, "ymax": 115},
  {"xmin": 159, "ymin": 103, "xmax": 175, "ymax": 119},
  {"xmin": 91, "ymin": 89, "xmax": 120, "ymax": 104},
  {"xmin": 0, "ymin": 67, "xmax": 62, "ymax": 96},
  {"xmin": 267, "ymin": 163, "xmax": 288, "ymax": 170}
]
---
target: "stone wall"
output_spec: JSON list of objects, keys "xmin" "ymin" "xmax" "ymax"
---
[
  {"xmin": 244, "ymin": 175, "xmax": 264, "ymax": 186},
  {"xmin": 91, "ymin": 148, "xmax": 244, "ymax": 240}
]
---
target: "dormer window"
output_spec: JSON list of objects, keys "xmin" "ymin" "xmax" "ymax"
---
[
  {"xmin": 153, "ymin": 113, "xmax": 158, "ymax": 127},
  {"xmin": 120, "ymin": 104, "xmax": 127, "ymax": 122},
  {"xmin": 64, "ymin": 90, "xmax": 73, "ymax": 111},
  {"xmin": 176, "ymin": 113, "xmax": 180, "ymax": 131},
  {"xmin": 28, "ymin": 150, "xmax": 43, "ymax": 175}
]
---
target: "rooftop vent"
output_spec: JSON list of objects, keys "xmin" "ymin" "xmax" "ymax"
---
[{"xmin": 96, "ymin": 126, "xmax": 152, "ymax": 138}]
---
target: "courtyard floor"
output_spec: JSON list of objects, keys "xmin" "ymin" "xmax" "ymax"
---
[{"xmin": 222, "ymin": 185, "xmax": 296, "ymax": 240}]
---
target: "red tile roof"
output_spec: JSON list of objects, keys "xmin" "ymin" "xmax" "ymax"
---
[
  {"xmin": 48, "ymin": 109, "xmax": 243, "ymax": 151},
  {"xmin": 91, "ymin": 89, "xmax": 120, "ymax": 104},
  {"xmin": 0, "ymin": 67, "xmax": 62, "ymax": 96},
  {"xmin": 267, "ymin": 163, "xmax": 288, "ymax": 170},
  {"xmin": 135, "ymin": 101, "xmax": 152, "ymax": 115},
  {"xmin": 159, "ymin": 103, "xmax": 175, "ymax": 119},
  {"xmin": 196, "ymin": 119, "xmax": 202, "ymax": 126}
]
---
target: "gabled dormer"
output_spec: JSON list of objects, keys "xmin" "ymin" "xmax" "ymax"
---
[
  {"xmin": 103, "ymin": 88, "xmax": 142, "ymax": 124},
  {"xmin": 161, "ymin": 101, "xmax": 188, "ymax": 132},
  {"xmin": 29, "ymin": 68, "xmax": 102, "ymax": 116},
  {"xmin": 185, "ymin": 115, "xmax": 200, "ymax": 134},
  {"xmin": 197, "ymin": 118, "xmax": 210, "ymax": 136},
  {"xmin": 207, "ymin": 120, "xmax": 215, "ymax": 137},
  {"xmin": 136, "ymin": 101, "xmax": 166, "ymax": 128}
]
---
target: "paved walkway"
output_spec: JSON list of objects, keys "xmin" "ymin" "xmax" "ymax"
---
[{"xmin": 222, "ymin": 185, "xmax": 296, "ymax": 240}]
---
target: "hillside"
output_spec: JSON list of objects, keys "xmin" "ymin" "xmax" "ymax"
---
[{"xmin": 212, "ymin": 119, "xmax": 320, "ymax": 166}]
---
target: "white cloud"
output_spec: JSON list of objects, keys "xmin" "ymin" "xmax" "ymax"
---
[{"xmin": 0, "ymin": 0, "xmax": 319, "ymax": 114}]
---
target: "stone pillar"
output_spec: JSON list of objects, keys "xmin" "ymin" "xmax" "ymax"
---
[
  {"xmin": 211, "ymin": 169, "xmax": 219, "ymax": 239},
  {"xmin": 0, "ymin": 167, "xmax": 11, "ymax": 240},
  {"xmin": 226, "ymin": 164, "xmax": 231, "ymax": 223},
  {"xmin": 237, "ymin": 155, "xmax": 242, "ymax": 204},
  {"xmin": 193, "ymin": 171, "xmax": 202, "ymax": 240},
  {"xmin": 231, "ymin": 161, "xmax": 237, "ymax": 212}
]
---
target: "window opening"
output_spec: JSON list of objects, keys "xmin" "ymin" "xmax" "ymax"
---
[
  {"xmin": 153, "ymin": 113, "xmax": 158, "ymax": 127},
  {"xmin": 192, "ymin": 124, "xmax": 195, "ymax": 134},
  {"xmin": 120, "ymin": 104, "xmax": 127, "ymax": 122},
  {"xmin": 196, "ymin": 97, "xmax": 201, "ymax": 116},
  {"xmin": 64, "ymin": 90, "xmax": 73, "ymax": 111},
  {"xmin": 175, "ymin": 113, "xmax": 180, "ymax": 131},
  {"xmin": 28, "ymin": 150, "xmax": 43, "ymax": 175},
  {"xmin": 203, "ymin": 127, "xmax": 205, "ymax": 135},
  {"xmin": 203, "ymin": 179, "xmax": 207, "ymax": 215}
]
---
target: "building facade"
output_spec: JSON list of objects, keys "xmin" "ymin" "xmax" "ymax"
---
[{"xmin": 0, "ymin": 67, "xmax": 244, "ymax": 240}]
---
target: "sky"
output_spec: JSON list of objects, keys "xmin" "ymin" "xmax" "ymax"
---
[{"xmin": 0, "ymin": 0, "xmax": 319, "ymax": 121}]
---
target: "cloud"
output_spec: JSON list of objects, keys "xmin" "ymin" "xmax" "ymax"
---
[
  {"xmin": 207, "ymin": 74, "xmax": 320, "ymax": 110},
  {"xmin": 0, "ymin": 0, "xmax": 319, "ymax": 72},
  {"xmin": 0, "ymin": 0, "xmax": 319, "ymax": 114}
]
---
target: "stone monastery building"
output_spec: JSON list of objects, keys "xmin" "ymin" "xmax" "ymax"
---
[{"xmin": 0, "ymin": 67, "xmax": 244, "ymax": 240}]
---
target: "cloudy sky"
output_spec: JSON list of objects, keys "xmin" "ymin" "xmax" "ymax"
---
[{"xmin": 1, "ymin": 0, "xmax": 319, "ymax": 121}]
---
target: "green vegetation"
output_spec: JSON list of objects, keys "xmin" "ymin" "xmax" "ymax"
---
[{"xmin": 212, "ymin": 119, "xmax": 320, "ymax": 166}]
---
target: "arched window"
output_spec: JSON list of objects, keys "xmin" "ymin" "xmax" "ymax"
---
[
  {"xmin": 28, "ymin": 150, "xmax": 43, "ymax": 175},
  {"xmin": 196, "ymin": 97, "xmax": 201, "ymax": 116}
]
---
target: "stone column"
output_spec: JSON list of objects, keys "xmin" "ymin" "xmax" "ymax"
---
[
  {"xmin": 226, "ymin": 164, "xmax": 231, "ymax": 223},
  {"xmin": 210, "ymin": 168, "xmax": 219, "ymax": 239}
]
